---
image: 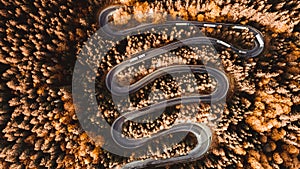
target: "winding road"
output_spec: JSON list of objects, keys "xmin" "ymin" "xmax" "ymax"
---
[{"xmin": 98, "ymin": 5, "xmax": 265, "ymax": 169}]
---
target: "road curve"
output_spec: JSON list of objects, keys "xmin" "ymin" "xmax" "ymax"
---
[
  {"xmin": 98, "ymin": 5, "xmax": 265, "ymax": 169},
  {"xmin": 99, "ymin": 5, "xmax": 264, "ymax": 58}
]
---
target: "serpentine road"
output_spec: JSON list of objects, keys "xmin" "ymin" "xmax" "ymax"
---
[{"xmin": 98, "ymin": 5, "xmax": 264, "ymax": 169}]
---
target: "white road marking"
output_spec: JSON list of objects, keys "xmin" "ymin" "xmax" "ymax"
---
[
  {"xmin": 130, "ymin": 57, "xmax": 138, "ymax": 62},
  {"xmin": 217, "ymin": 40, "xmax": 231, "ymax": 48},
  {"xmin": 239, "ymin": 50, "xmax": 247, "ymax": 54},
  {"xmin": 204, "ymin": 23, "xmax": 217, "ymax": 28},
  {"xmin": 175, "ymin": 23, "xmax": 189, "ymax": 26},
  {"xmin": 232, "ymin": 25, "xmax": 248, "ymax": 30},
  {"xmin": 256, "ymin": 34, "xmax": 264, "ymax": 47},
  {"xmin": 138, "ymin": 54, "xmax": 145, "ymax": 59}
]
